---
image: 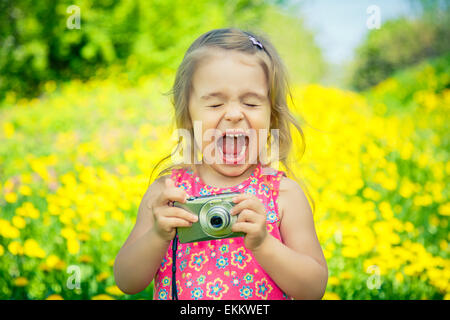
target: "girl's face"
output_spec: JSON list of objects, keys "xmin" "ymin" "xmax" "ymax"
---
[{"xmin": 188, "ymin": 49, "xmax": 271, "ymax": 178}]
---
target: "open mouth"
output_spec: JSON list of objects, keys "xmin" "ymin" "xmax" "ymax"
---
[{"xmin": 217, "ymin": 132, "xmax": 250, "ymax": 164}]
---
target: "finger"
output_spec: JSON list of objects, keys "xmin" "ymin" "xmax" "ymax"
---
[
  {"xmin": 231, "ymin": 198, "xmax": 265, "ymax": 216},
  {"xmin": 156, "ymin": 178, "xmax": 188, "ymax": 206},
  {"xmin": 162, "ymin": 216, "xmax": 193, "ymax": 229},
  {"xmin": 232, "ymin": 193, "xmax": 261, "ymax": 205},
  {"xmin": 231, "ymin": 221, "xmax": 257, "ymax": 234},
  {"xmin": 232, "ymin": 192, "xmax": 251, "ymax": 203},
  {"xmin": 163, "ymin": 206, "xmax": 198, "ymax": 223},
  {"xmin": 236, "ymin": 209, "xmax": 258, "ymax": 223}
]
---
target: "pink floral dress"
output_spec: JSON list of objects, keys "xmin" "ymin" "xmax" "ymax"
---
[{"xmin": 153, "ymin": 162, "xmax": 290, "ymax": 300}]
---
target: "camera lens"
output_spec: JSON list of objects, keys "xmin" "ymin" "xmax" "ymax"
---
[{"xmin": 210, "ymin": 215, "xmax": 223, "ymax": 228}]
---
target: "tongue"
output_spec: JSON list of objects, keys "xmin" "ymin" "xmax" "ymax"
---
[{"xmin": 222, "ymin": 136, "xmax": 245, "ymax": 155}]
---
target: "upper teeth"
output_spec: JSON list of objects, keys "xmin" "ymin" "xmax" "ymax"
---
[{"xmin": 225, "ymin": 133, "xmax": 246, "ymax": 138}]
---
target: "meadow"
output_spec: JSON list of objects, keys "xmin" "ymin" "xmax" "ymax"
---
[{"xmin": 0, "ymin": 55, "xmax": 448, "ymax": 300}]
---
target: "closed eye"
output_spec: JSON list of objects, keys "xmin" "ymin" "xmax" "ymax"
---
[{"xmin": 208, "ymin": 103, "xmax": 259, "ymax": 108}]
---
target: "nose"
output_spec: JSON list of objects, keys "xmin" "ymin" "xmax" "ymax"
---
[{"xmin": 224, "ymin": 104, "xmax": 244, "ymax": 122}]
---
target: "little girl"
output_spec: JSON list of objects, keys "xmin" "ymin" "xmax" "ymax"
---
[{"xmin": 114, "ymin": 28, "xmax": 328, "ymax": 300}]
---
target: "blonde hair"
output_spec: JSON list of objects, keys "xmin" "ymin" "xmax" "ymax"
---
[{"xmin": 150, "ymin": 27, "xmax": 315, "ymax": 213}]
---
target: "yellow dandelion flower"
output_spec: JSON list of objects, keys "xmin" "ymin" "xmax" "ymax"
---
[
  {"xmin": 439, "ymin": 240, "xmax": 447, "ymax": 251},
  {"xmin": 61, "ymin": 227, "xmax": 77, "ymax": 239},
  {"xmin": 3, "ymin": 122, "xmax": 15, "ymax": 138},
  {"xmin": 8, "ymin": 241, "xmax": 24, "ymax": 255},
  {"xmin": 20, "ymin": 173, "xmax": 33, "ymax": 184},
  {"xmin": 106, "ymin": 285, "xmax": 125, "ymax": 296},
  {"xmin": 96, "ymin": 272, "xmax": 110, "ymax": 282},
  {"xmin": 438, "ymin": 203, "xmax": 450, "ymax": 216},
  {"xmin": 5, "ymin": 192, "xmax": 18, "ymax": 203},
  {"xmin": 13, "ymin": 277, "xmax": 29, "ymax": 287},
  {"xmin": 323, "ymin": 292, "xmax": 341, "ymax": 300},
  {"xmin": 404, "ymin": 222, "xmax": 415, "ymax": 233},
  {"xmin": 101, "ymin": 231, "xmax": 113, "ymax": 242},
  {"xmin": 24, "ymin": 239, "xmax": 46, "ymax": 258},
  {"xmin": 0, "ymin": 219, "xmax": 20, "ymax": 238},
  {"xmin": 67, "ymin": 238, "xmax": 80, "ymax": 255},
  {"xmin": 18, "ymin": 185, "xmax": 32, "ymax": 196},
  {"xmin": 46, "ymin": 254, "xmax": 61, "ymax": 269},
  {"xmin": 46, "ymin": 294, "xmax": 64, "ymax": 300},
  {"xmin": 328, "ymin": 276, "xmax": 340, "ymax": 286},
  {"xmin": 339, "ymin": 272, "xmax": 353, "ymax": 280},
  {"xmin": 395, "ymin": 272, "xmax": 404, "ymax": 283},
  {"xmin": 12, "ymin": 216, "xmax": 26, "ymax": 229},
  {"xmin": 39, "ymin": 262, "xmax": 51, "ymax": 272},
  {"xmin": 79, "ymin": 254, "xmax": 93, "ymax": 263},
  {"xmin": 379, "ymin": 201, "xmax": 394, "ymax": 220},
  {"xmin": 78, "ymin": 233, "xmax": 90, "ymax": 242},
  {"xmin": 0, "ymin": 244, "xmax": 4, "ymax": 256},
  {"xmin": 92, "ymin": 294, "xmax": 115, "ymax": 300},
  {"xmin": 111, "ymin": 210, "xmax": 124, "ymax": 222}
]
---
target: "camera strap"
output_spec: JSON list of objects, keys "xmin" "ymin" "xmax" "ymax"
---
[{"xmin": 171, "ymin": 231, "xmax": 178, "ymax": 300}]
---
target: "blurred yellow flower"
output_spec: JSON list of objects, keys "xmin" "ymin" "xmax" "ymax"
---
[
  {"xmin": 92, "ymin": 294, "xmax": 115, "ymax": 300},
  {"xmin": 78, "ymin": 233, "xmax": 91, "ymax": 242},
  {"xmin": 61, "ymin": 227, "xmax": 77, "ymax": 239},
  {"xmin": 328, "ymin": 276, "xmax": 340, "ymax": 286},
  {"xmin": 46, "ymin": 294, "xmax": 64, "ymax": 300},
  {"xmin": 12, "ymin": 216, "xmax": 26, "ymax": 229},
  {"xmin": 5, "ymin": 192, "xmax": 18, "ymax": 203},
  {"xmin": 3, "ymin": 122, "xmax": 15, "ymax": 138},
  {"xmin": 111, "ymin": 210, "xmax": 125, "ymax": 222},
  {"xmin": 438, "ymin": 203, "xmax": 450, "ymax": 216},
  {"xmin": 8, "ymin": 241, "xmax": 24, "ymax": 255},
  {"xmin": 322, "ymin": 292, "xmax": 341, "ymax": 300},
  {"xmin": 101, "ymin": 231, "xmax": 113, "ymax": 242},
  {"xmin": 67, "ymin": 238, "xmax": 80, "ymax": 255},
  {"xmin": 339, "ymin": 272, "xmax": 353, "ymax": 280},
  {"xmin": 16, "ymin": 202, "xmax": 40, "ymax": 219},
  {"xmin": 395, "ymin": 272, "xmax": 404, "ymax": 283},
  {"xmin": 79, "ymin": 254, "xmax": 93, "ymax": 263},
  {"xmin": 18, "ymin": 185, "xmax": 32, "ymax": 196},
  {"xmin": 0, "ymin": 219, "xmax": 20, "ymax": 238},
  {"xmin": 106, "ymin": 285, "xmax": 125, "ymax": 296},
  {"xmin": 14, "ymin": 277, "xmax": 29, "ymax": 287},
  {"xmin": 399, "ymin": 179, "xmax": 417, "ymax": 198},
  {"xmin": 24, "ymin": 239, "xmax": 46, "ymax": 258},
  {"xmin": 45, "ymin": 255, "xmax": 62, "ymax": 269},
  {"xmin": 378, "ymin": 201, "xmax": 394, "ymax": 220},
  {"xmin": 96, "ymin": 272, "xmax": 110, "ymax": 282}
]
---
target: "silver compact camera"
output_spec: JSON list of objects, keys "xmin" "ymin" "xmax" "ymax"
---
[{"xmin": 172, "ymin": 191, "xmax": 244, "ymax": 243}]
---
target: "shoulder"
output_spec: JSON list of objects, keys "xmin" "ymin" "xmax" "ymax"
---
[{"xmin": 277, "ymin": 176, "xmax": 312, "ymax": 222}]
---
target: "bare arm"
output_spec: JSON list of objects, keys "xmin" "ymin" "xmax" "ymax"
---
[
  {"xmin": 113, "ymin": 176, "xmax": 197, "ymax": 295},
  {"xmin": 251, "ymin": 177, "xmax": 328, "ymax": 299}
]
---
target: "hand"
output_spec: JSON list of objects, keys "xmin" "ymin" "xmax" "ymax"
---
[
  {"xmin": 149, "ymin": 178, "xmax": 198, "ymax": 241},
  {"xmin": 230, "ymin": 193, "xmax": 268, "ymax": 252}
]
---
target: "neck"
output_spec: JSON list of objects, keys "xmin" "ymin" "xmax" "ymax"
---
[{"xmin": 194, "ymin": 163, "xmax": 258, "ymax": 189}]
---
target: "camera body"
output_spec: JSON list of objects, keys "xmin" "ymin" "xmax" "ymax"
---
[{"xmin": 173, "ymin": 191, "xmax": 244, "ymax": 243}]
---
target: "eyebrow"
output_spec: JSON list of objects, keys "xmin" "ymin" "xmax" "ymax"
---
[{"xmin": 200, "ymin": 92, "xmax": 267, "ymax": 101}]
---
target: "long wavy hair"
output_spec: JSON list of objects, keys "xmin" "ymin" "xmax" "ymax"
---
[{"xmin": 149, "ymin": 27, "xmax": 316, "ymax": 213}]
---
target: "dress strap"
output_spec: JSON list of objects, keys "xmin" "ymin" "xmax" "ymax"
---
[{"xmin": 270, "ymin": 170, "xmax": 286, "ymax": 200}]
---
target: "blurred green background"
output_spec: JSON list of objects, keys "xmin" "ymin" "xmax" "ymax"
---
[{"xmin": 0, "ymin": 0, "xmax": 448, "ymax": 300}]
